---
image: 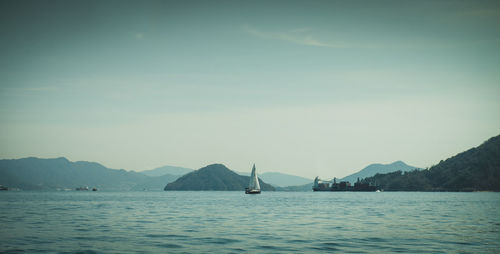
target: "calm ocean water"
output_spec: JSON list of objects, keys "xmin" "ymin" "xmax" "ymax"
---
[{"xmin": 1, "ymin": 191, "xmax": 499, "ymax": 253}]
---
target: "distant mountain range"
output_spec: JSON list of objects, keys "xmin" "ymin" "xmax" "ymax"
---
[
  {"xmin": 139, "ymin": 165, "xmax": 193, "ymax": 177},
  {"xmin": 0, "ymin": 157, "xmax": 427, "ymax": 192},
  {"xmin": 340, "ymin": 161, "xmax": 420, "ymax": 184},
  {"xmin": 164, "ymin": 164, "xmax": 275, "ymax": 191},
  {"xmin": 0, "ymin": 157, "xmax": 147, "ymax": 190},
  {"xmin": 258, "ymin": 172, "xmax": 312, "ymax": 187},
  {"xmin": 236, "ymin": 170, "xmax": 312, "ymax": 187},
  {"xmin": 275, "ymin": 161, "xmax": 420, "ymax": 191},
  {"xmin": 273, "ymin": 162, "xmax": 418, "ymax": 191},
  {"xmin": 130, "ymin": 174, "xmax": 180, "ymax": 191},
  {"xmin": 275, "ymin": 183, "xmax": 313, "ymax": 192},
  {"xmin": 1, "ymin": 134, "xmax": 498, "ymax": 191},
  {"xmin": 0, "ymin": 157, "xmax": 183, "ymax": 191},
  {"xmin": 363, "ymin": 134, "xmax": 500, "ymax": 191}
]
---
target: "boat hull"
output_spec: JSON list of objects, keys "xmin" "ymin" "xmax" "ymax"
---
[
  {"xmin": 312, "ymin": 186, "xmax": 377, "ymax": 192},
  {"xmin": 245, "ymin": 189, "xmax": 261, "ymax": 194}
]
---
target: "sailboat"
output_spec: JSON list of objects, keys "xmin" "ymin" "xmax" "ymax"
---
[{"xmin": 245, "ymin": 164, "xmax": 261, "ymax": 194}]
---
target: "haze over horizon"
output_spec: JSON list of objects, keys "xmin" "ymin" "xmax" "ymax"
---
[{"xmin": 1, "ymin": 0, "xmax": 499, "ymax": 179}]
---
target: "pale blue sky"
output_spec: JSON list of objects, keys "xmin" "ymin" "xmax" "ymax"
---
[{"xmin": 1, "ymin": 0, "xmax": 499, "ymax": 178}]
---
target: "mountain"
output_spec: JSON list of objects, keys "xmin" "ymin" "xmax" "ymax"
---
[
  {"xmin": 234, "ymin": 170, "xmax": 312, "ymax": 187},
  {"xmin": 139, "ymin": 165, "xmax": 193, "ymax": 177},
  {"xmin": 235, "ymin": 170, "xmax": 249, "ymax": 176},
  {"xmin": 341, "ymin": 161, "xmax": 420, "ymax": 184},
  {"xmin": 259, "ymin": 172, "xmax": 312, "ymax": 187},
  {"xmin": 164, "ymin": 164, "xmax": 275, "ymax": 191},
  {"xmin": 363, "ymin": 134, "xmax": 500, "ymax": 191},
  {"xmin": 0, "ymin": 157, "xmax": 150, "ymax": 190},
  {"xmin": 130, "ymin": 174, "xmax": 180, "ymax": 191},
  {"xmin": 275, "ymin": 183, "xmax": 313, "ymax": 192}
]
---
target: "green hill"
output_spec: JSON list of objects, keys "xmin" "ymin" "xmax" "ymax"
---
[
  {"xmin": 364, "ymin": 134, "xmax": 500, "ymax": 191},
  {"xmin": 164, "ymin": 164, "xmax": 275, "ymax": 191},
  {"xmin": 139, "ymin": 165, "xmax": 193, "ymax": 177}
]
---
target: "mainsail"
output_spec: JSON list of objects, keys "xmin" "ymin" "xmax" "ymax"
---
[{"xmin": 248, "ymin": 164, "xmax": 261, "ymax": 191}]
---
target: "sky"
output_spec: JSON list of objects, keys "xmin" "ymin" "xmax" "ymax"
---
[{"xmin": 1, "ymin": 0, "xmax": 499, "ymax": 179}]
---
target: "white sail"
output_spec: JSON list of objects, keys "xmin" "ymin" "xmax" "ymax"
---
[{"xmin": 248, "ymin": 164, "xmax": 261, "ymax": 190}]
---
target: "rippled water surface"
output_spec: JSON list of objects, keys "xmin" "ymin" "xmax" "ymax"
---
[{"xmin": 1, "ymin": 191, "xmax": 499, "ymax": 253}]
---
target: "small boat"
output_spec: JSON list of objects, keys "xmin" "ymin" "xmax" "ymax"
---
[
  {"xmin": 92, "ymin": 188, "xmax": 97, "ymax": 191},
  {"xmin": 245, "ymin": 164, "xmax": 261, "ymax": 194},
  {"xmin": 76, "ymin": 186, "xmax": 89, "ymax": 191},
  {"xmin": 0, "ymin": 185, "xmax": 8, "ymax": 191}
]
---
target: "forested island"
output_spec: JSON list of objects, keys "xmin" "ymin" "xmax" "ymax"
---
[
  {"xmin": 164, "ymin": 164, "xmax": 275, "ymax": 191},
  {"xmin": 362, "ymin": 135, "xmax": 500, "ymax": 191}
]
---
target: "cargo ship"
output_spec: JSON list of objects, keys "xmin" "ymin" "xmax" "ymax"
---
[{"xmin": 313, "ymin": 177, "xmax": 377, "ymax": 191}]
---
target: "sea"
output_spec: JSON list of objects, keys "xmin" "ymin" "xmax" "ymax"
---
[{"xmin": 1, "ymin": 191, "xmax": 499, "ymax": 253}]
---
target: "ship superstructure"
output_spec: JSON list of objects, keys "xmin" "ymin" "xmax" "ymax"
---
[{"xmin": 313, "ymin": 177, "xmax": 377, "ymax": 191}]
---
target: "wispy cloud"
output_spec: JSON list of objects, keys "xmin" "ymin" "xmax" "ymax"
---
[
  {"xmin": 243, "ymin": 26, "xmax": 345, "ymax": 48},
  {"xmin": 243, "ymin": 24, "xmax": 500, "ymax": 50}
]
